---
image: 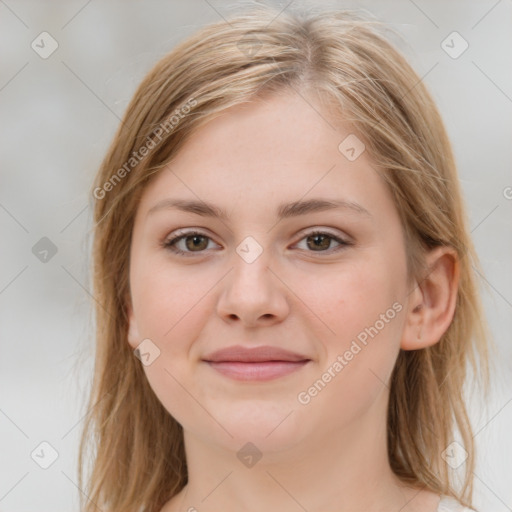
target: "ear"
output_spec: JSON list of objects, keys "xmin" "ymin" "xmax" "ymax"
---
[
  {"xmin": 126, "ymin": 301, "xmax": 141, "ymax": 350},
  {"xmin": 401, "ymin": 246, "xmax": 460, "ymax": 350}
]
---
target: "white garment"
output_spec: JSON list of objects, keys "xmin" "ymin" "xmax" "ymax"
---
[{"xmin": 437, "ymin": 495, "xmax": 476, "ymax": 512}]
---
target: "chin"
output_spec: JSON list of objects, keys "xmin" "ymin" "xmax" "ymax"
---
[{"xmin": 210, "ymin": 406, "xmax": 307, "ymax": 450}]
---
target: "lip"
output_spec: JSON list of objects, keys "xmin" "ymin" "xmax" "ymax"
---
[
  {"xmin": 202, "ymin": 345, "xmax": 310, "ymax": 363},
  {"xmin": 202, "ymin": 345, "xmax": 311, "ymax": 382},
  {"xmin": 205, "ymin": 360, "xmax": 310, "ymax": 381}
]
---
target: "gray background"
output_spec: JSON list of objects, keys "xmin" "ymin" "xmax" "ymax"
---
[{"xmin": 0, "ymin": 1, "xmax": 511, "ymax": 511}]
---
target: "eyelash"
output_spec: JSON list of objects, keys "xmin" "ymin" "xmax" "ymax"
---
[{"xmin": 161, "ymin": 229, "xmax": 352, "ymax": 257}]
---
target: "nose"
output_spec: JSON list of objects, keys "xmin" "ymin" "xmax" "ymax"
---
[{"xmin": 215, "ymin": 247, "xmax": 290, "ymax": 328}]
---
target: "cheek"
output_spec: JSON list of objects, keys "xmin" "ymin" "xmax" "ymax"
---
[
  {"xmin": 302, "ymin": 252, "xmax": 404, "ymax": 344},
  {"xmin": 296, "ymin": 309, "xmax": 403, "ymax": 431},
  {"xmin": 297, "ymin": 255, "xmax": 405, "ymax": 409},
  {"xmin": 131, "ymin": 255, "xmax": 213, "ymax": 342},
  {"xmin": 130, "ymin": 259, "xmax": 215, "ymax": 424}
]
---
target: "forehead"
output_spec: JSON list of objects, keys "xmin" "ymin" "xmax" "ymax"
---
[{"xmin": 137, "ymin": 90, "xmax": 395, "ymax": 223}]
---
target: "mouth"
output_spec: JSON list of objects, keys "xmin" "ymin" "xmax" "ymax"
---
[
  {"xmin": 203, "ymin": 360, "xmax": 311, "ymax": 381},
  {"xmin": 201, "ymin": 344, "xmax": 312, "ymax": 381}
]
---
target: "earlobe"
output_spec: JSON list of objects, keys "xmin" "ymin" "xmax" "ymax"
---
[{"xmin": 400, "ymin": 246, "xmax": 459, "ymax": 351}]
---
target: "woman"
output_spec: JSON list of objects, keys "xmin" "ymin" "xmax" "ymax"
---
[{"xmin": 79, "ymin": 4, "xmax": 491, "ymax": 511}]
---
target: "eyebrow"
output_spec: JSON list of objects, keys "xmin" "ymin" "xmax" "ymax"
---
[{"xmin": 147, "ymin": 197, "xmax": 372, "ymax": 220}]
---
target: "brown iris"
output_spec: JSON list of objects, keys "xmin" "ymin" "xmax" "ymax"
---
[
  {"xmin": 184, "ymin": 234, "xmax": 209, "ymax": 251},
  {"xmin": 307, "ymin": 233, "xmax": 332, "ymax": 251}
]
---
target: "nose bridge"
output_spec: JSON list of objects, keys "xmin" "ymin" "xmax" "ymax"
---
[
  {"xmin": 216, "ymin": 234, "xmax": 288, "ymax": 324},
  {"xmin": 230, "ymin": 234, "xmax": 273, "ymax": 294},
  {"xmin": 235, "ymin": 234, "xmax": 267, "ymax": 266}
]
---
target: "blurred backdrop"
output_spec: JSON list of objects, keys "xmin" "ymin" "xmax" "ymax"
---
[{"xmin": 0, "ymin": 1, "xmax": 511, "ymax": 511}]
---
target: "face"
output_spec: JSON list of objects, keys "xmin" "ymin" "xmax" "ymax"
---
[{"xmin": 127, "ymin": 90, "xmax": 412, "ymax": 455}]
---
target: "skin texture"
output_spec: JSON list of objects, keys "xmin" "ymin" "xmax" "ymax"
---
[{"xmin": 126, "ymin": 90, "xmax": 459, "ymax": 512}]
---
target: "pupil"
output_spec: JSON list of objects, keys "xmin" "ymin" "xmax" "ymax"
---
[
  {"xmin": 309, "ymin": 234, "xmax": 329, "ymax": 251},
  {"xmin": 187, "ymin": 235, "xmax": 206, "ymax": 251}
]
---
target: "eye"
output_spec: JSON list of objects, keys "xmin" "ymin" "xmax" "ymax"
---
[
  {"xmin": 293, "ymin": 230, "xmax": 351, "ymax": 254},
  {"xmin": 162, "ymin": 230, "xmax": 219, "ymax": 257}
]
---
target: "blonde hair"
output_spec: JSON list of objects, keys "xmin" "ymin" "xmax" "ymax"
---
[{"xmin": 79, "ymin": 4, "xmax": 491, "ymax": 511}]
